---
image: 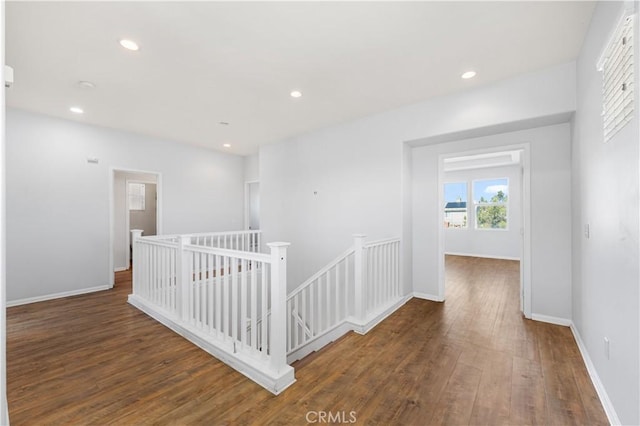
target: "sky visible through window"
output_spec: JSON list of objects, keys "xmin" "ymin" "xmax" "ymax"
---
[
  {"xmin": 444, "ymin": 182, "xmax": 467, "ymax": 203},
  {"xmin": 473, "ymin": 178, "xmax": 508, "ymax": 203}
]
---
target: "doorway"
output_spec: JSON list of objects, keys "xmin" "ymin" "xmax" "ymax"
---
[
  {"xmin": 125, "ymin": 180, "xmax": 157, "ymax": 266},
  {"xmin": 109, "ymin": 169, "xmax": 162, "ymax": 288},
  {"xmin": 438, "ymin": 145, "xmax": 531, "ymax": 318},
  {"xmin": 245, "ymin": 181, "xmax": 260, "ymax": 230}
]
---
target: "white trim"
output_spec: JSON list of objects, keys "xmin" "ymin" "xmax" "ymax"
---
[
  {"xmin": 114, "ymin": 266, "xmax": 128, "ymax": 272},
  {"xmin": 244, "ymin": 180, "xmax": 259, "ymax": 230},
  {"xmin": 128, "ymin": 295, "xmax": 296, "ymax": 395},
  {"xmin": 531, "ymin": 313, "xmax": 572, "ymax": 327},
  {"xmin": 444, "ymin": 252, "xmax": 520, "ymax": 261},
  {"xmin": 6, "ymin": 285, "xmax": 111, "ymax": 307},
  {"xmin": 570, "ymin": 323, "xmax": 621, "ymax": 425},
  {"xmin": 287, "ymin": 322, "xmax": 353, "ymax": 364},
  {"xmin": 353, "ymin": 295, "xmax": 412, "ymax": 335},
  {"xmin": 413, "ymin": 292, "xmax": 444, "ymax": 302},
  {"xmin": 287, "ymin": 295, "xmax": 411, "ymax": 363}
]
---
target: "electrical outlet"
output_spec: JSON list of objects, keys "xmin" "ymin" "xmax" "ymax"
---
[{"xmin": 604, "ymin": 337, "xmax": 610, "ymax": 360}]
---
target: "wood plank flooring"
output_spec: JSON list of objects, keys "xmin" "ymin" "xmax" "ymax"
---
[{"xmin": 6, "ymin": 255, "xmax": 608, "ymax": 425}]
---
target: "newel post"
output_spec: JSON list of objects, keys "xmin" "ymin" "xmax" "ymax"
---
[
  {"xmin": 177, "ymin": 235, "xmax": 191, "ymax": 321},
  {"xmin": 353, "ymin": 234, "xmax": 367, "ymax": 323},
  {"xmin": 268, "ymin": 241, "xmax": 290, "ymax": 373},
  {"xmin": 130, "ymin": 229, "xmax": 143, "ymax": 295}
]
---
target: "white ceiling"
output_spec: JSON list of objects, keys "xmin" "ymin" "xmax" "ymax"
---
[{"xmin": 6, "ymin": 1, "xmax": 595, "ymax": 156}]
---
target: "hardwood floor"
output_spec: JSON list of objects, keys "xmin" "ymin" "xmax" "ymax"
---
[{"xmin": 6, "ymin": 255, "xmax": 608, "ymax": 425}]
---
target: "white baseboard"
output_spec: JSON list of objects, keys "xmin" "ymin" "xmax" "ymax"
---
[
  {"xmin": 354, "ymin": 295, "xmax": 412, "ymax": 335},
  {"xmin": 287, "ymin": 322, "xmax": 354, "ymax": 364},
  {"xmin": 444, "ymin": 252, "xmax": 520, "ymax": 261},
  {"xmin": 531, "ymin": 313, "xmax": 572, "ymax": 326},
  {"xmin": 413, "ymin": 291, "xmax": 444, "ymax": 302},
  {"xmin": 128, "ymin": 295, "xmax": 296, "ymax": 395},
  {"xmin": 114, "ymin": 266, "xmax": 128, "ymax": 272},
  {"xmin": 287, "ymin": 295, "xmax": 411, "ymax": 363},
  {"xmin": 570, "ymin": 322, "xmax": 621, "ymax": 425},
  {"xmin": 7, "ymin": 285, "xmax": 111, "ymax": 307}
]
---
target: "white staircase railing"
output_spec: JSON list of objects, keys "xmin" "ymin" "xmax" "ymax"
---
[
  {"xmin": 143, "ymin": 230, "xmax": 261, "ymax": 252},
  {"xmin": 286, "ymin": 235, "xmax": 405, "ymax": 363},
  {"xmin": 129, "ymin": 230, "xmax": 294, "ymax": 395},
  {"xmin": 362, "ymin": 238, "xmax": 402, "ymax": 315},
  {"xmin": 129, "ymin": 229, "xmax": 405, "ymax": 394},
  {"xmin": 286, "ymin": 247, "xmax": 355, "ymax": 356}
]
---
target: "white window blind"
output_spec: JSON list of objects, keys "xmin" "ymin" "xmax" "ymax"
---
[
  {"xmin": 600, "ymin": 14, "xmax": 634, "ymax": 142},
  {"xmin": 129, "ymin": 183, "xmax": 146, "ymax": 211}
]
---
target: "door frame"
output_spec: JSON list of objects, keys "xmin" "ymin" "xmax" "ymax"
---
[
  {"xmin": 108, "ymin": 167, "xmax": 162, "ymax": 288},
  {"xmin": 244, "ymin": 180, "xmax": 259, "ymax": 230},
  {"xmin": 437, "ymin": 143, "xmax": 531, "ymax": 318}
]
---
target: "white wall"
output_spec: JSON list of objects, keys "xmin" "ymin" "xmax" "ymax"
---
[
  {"xmin": 573, "ymin": 1, "xmax": 639, "ymax": 424},
  {"xmin": 244, "ymin": 153, "xmax": 259, "ymax": 183},
  {"xmin": 6, "ymin": 108, "xmax": 245, "ymax": 302},
  {"xmin": 247, "ymin": 182, "xmax": 260, "ymax": 230},
  {"xmin": 444, "ymin": 164, "xmax": 521, "ymax": 260},
  {"xmin": 413, "ymin": 124, "xmax": 571, "ymax": 319},
  {"xmin": 260, "ymin": 62, "xmax": 575, "ymax": 290},
  {"xmin": 0, "ymin": 1, "xmax": 8, "ymax": 421}
]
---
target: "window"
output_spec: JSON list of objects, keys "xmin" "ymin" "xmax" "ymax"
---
[
  {"xmin": 599, "ymin": 13, "xmax": 634, "ymax": 142},
  {"xmin": 129, "ymin": 183, "xmax": 146, "ymax": 211},
  {"xmin": 473, "ymin": 178, "xmax": 508, "ymax": 230},
  {"xmin": 443, "ymin": 182, "xmax": 467, "ymax": 229}
]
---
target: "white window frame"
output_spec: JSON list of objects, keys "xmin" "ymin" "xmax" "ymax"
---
[
  {"xmin": 597, "ymin": 8, "xmax": 635, "ymax": 143},
  {"xmin": 128, "ymin": 182, "xmax": 146, "ymax": 211},
  {"xmin": 473, "ymin": 177, "xmax": 509, "ymax": 231}
]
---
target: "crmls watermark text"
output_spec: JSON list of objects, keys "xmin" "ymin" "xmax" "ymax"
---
[{"xmin": 305, "ymin": 410, "xmax": 357, "ymax": 424}]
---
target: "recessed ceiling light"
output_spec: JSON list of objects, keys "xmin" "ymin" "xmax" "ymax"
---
[
  {"xmin": 223, "ymin": 143, "xmax": 231, "ymax": 148},
  {"xmin": 70, "ymin": 106, "xmax": 84, "ymax": 114},
  {"xmin": 290, "ymin": 90, "xmax": 302, "ymax": 98},
  {"xmin": 461, "ymin": 71, "xmax": 477, "ymax": 79},
  {"xmin": 78, "ymin": 80, "xmax": 96, "ymax": 89},
  {"xmin": 119, "ymin": 39, "xmax": 139, "ymax": 51}
]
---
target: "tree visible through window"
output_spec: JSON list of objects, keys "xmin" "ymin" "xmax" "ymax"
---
[
  {"xmin": 129, "ymin": 183, "xmax": 146, "ymax": 211},
  {"xmin": 473, "ymin": 178, "xmax": 508, "ymax": 229}
]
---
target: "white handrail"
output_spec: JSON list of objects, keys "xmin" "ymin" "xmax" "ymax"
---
[
  {"xmin": 131, "ymin": 229, "xmax": 403, "ymax": 392},
  {"xmin": 287, "ymin": 247, "xmax": 355, "ymax": 300},
  {"xmin": 143, "ymin": 229, "xmax": 261, "ymax": 240},
  {"xmin": 129, "ymin": 230, "xmax": 293, "ymax": 395},
  {"xmin": 286, "ymin": 234, "xmax": 402, "ymax": 362},
  {"xmin": 363, "ymin": 237, "xmax": 400, "ymax": 248},
  {"xmin": 184, "ymin": 243, "xmax": 270, "ymax": 263}
]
